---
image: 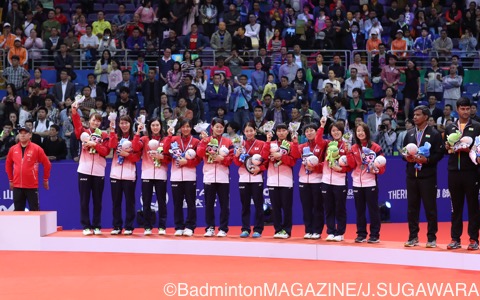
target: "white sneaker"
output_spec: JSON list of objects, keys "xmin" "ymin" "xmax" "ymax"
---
[
  {"xmin": 311, "ymin": 233, "xmax": 321, "ymax": 240},
  {"xmin": 144, "ymin": 229, "xmax": 152, "ymax": 236},
  {"xmin": 123, "ymin": 230, "xmax": 133, "ymax": 235},
  {"xmin": 93, "ymin": 228, "xmax": 102, "ymax": 235},
  {"xmin": 82, "ymin": 229, "xmax": 93, "ymax": 236},
  {"xmin": 158, "ymin": 228, "xmax": 166, "ymax": 235},
  {"xmin": 274, "ymin": 230, "xmax": 289, "ymax": 239},
  {"xmin": 217, "ymin": 230, "xmax": 227, "ymax": 237},
  {"xmin": 204, "ymin": 228, "xmax": 215, "ymax": 237},
  {"xmin": 326, "ymin": 234, "xmax": 335, "ymax": 241},
  {"xmin": 333, "ymin": 235, "xmax": 344, "ymax": 242},
  {"xmin": 110, "ymin": 229, "xmax": 121, "ymax": 235},
  {"xmin": 183, "ymin": 229, "xmax": 194, "ymax": 237},
  {"xmin": 304, "ymin": 233, "xmax": 312, "ymax": 239},
  {"xmin": 174, "ymin": 229, "xmax": 184, "ymax": 236}
]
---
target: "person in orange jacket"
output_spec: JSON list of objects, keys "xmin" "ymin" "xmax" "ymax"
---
[{"xmin": 5, "ymin": 126, "xmax": 51, "ymax": 211}]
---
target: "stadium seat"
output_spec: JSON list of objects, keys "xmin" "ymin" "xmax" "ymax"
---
[
  {"xmin": 94, "ymin": 3, "xmax": 103, "ymax": 12},
  {"xmin": 104, "ymin": 4, "xmax": 118, "ymax": 14},
  {"xmin": 464, "ymin": 83, "xmax": 480, "ymax": 95}
]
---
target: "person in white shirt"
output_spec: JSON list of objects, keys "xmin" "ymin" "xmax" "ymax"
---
[
  {"xmin": 33, "ymin": 107, "xmax": 52, "ymax": 141},
  {"xmin": 79, "ymin": 25, "xmax": 99, "ymax": 64},
  {"xmin": 322, "ymin": 70, "xmax": 341, "ymax": 97},
  {"xmin": 343, "ymin": 68, "xmax": 366, "ymax": 99},
  {"xmin": 244, "ymin": 14, "xmax": 261, "ymax": 49}
]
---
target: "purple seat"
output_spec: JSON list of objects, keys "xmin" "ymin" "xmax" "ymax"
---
[{"xmin": 104, "ymin": 3, "xmax": 118, "ymax": 14}]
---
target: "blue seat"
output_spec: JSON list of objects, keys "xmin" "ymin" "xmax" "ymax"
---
[
  {"xmin": 94, "ymin": 3, "xmax": 103, "ymax": 12},
  {"xmin": 464, "ymin": 83, "xmax": 480, "ymax": 95},
  {"xmin": 104, "ymin": 4, "xmax": 118, "ymax": 14}
]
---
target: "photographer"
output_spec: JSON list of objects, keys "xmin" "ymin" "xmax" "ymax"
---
[
  {"xmin": 98, "ymin": 29, "xmax": 117, "ymax": 57},
  {"xmin": 459, "ymin": 28, "xmax": 477, "ymax": 68},
  {"xmin": 374, "ymin": 118, "xmax": 396, "ymax": 156}
]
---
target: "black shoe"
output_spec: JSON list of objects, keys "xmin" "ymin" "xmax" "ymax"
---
[
  {"xmin": 367, "ymin": 237, "xmax": 380, "ymax": 243},
  {"xmin": 354, "ymin": 236, "xmax": 367, "ymax": 243}
]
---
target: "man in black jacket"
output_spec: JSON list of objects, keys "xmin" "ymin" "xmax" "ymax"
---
[
  {"xmin": 403, "ymin": 105, "xmax": 444, "ymax": 248},
  {"xmin": 444, "ymin": 97, "xmax": 480, "ymax": 251},
  {"xmin": 42, "ymin": 124, "xmax": 67, "ymax": 161}
]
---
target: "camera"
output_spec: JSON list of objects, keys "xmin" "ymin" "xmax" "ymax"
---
[{"xmin": 379, "ymin": 124, "xmax": 386, "ymax": 131}]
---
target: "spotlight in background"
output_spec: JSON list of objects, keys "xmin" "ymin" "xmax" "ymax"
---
[{"xmin": 380, "ymin": 201, "xmax": 391, "ymax": 223}]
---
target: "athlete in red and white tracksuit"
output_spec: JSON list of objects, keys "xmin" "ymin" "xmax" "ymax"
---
[
  {"xmin": 264, "ymin": 125, "xmax": 301, "ymax": 237},
  {"xmin": 298, "ymin": 123, "xmax": 325, "ymax": 238},
  {"xmin": 72, "ymin": 106, "xmax": 110, "ymax": 231},
  {"xmin": 132, "ymin": 119, "xmax": 172, "ymax": 232},
  {"xmin": 316, "ymin": 118, "xmax": 351, "ymax": 240},
  {"xmin": 163, "ymin": 120, "xmax": 202, "ymax": 234},
  {"xmin": 109, "ymin": 116, "xmax": 141, "ymax": 233},
  {"xmin": 197, "ymin": 119, "xmax": 234, "ymax": 235},
  {"xmin": 233, "ymin": 122, "xmax": 269, "ymax": 237},
  {"xmin": 347, "ymin": 123, "xmax": 386, "ymax": 242}
]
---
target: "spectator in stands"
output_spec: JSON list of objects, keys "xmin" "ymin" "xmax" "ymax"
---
[
  {"xmin": 265, "ymin": 97, "xmax": 289, "ymax": 124},
  {"xmin": 413, "ymin": 28, "xmax": 433, "ymax": 59},
  {"xmin": 367, "ymin": 101, "xmax": 388, "ymax": 139},
  {"xmin": 161, "ymin": 107, "xmax": 174, "ymax": 130},
  {"xmin": 79, "ymin": 25, "xmax": 99, "ymax": 66},
  {"xmin": 174, "ymin": 97, "xmax": 193, "ymax": 122},
  {"xmin": 24, "ymin": 119, "xmax": 42, "ymax": 145},
  {"xmin": 451, "ymin": 55, "xmax": 464, "ymax": 78},
  {"xmin": 348, "ymin": 53, "xmax": 368, "ymax": 82},
  {"xmin": 427, "ymin": 95, "xmax": 443, "ymax": 123},
  {"xmin": 32, "ymin": 3, "xmax": 48, "ymax": 35},
  {"xmin": 44, "ymin": 95, "xmax": 59, "ymax": 125},
  {"xmin": 250, "ymin": 106, "xmax": 266, "ymax": 141},
  {"xmin": 343, "ymin": 22, "xmax": 364, "ymax": 52},
  {"xmin": 205, "ymin": 74, "xmax": 228, "ymax": 119},
  {"xmin": 27, "ymin": 68, "xmax": 48, "ymax": 98},
  {"xmin": 151, "ymin": 93, "xmax": 170, "ymax": 121},
  {"xmin": 131, "ymin": 53, "xmax": 149, "ymax": 89},
  {"xmin": 322, "ymin": 70, "xmax": 341, "ymax": 97},
  {"xmin": 6, "ymin": 1, "xmax": 24, "ymax": 31},
  {"xmin": 0, "ymin": 83, "xmax": 21, "ymax": 122},
  {"xmin": 471, "ymin": 103, "xmax": 480, "ymax": 122},
  {"xmin": 200, "ymin": 0, "xmax": 218, "ymax": 38},
  {"xmin": 92, "ymin": 11, "xmax": 112, "ymax": 37},
  {"xmin": 275, "ymin": 76, "xmax": 297, "ymax": 113},
  {"xmin": 424, "ymin": 57, "xmax": 444, "ymax": 103},
  {"xmin": 107, "ymin": 60, "xmax": 122, "ymax": 93},
  {"xmin": 74, "ymin": 15, "xmax": 88, "ymax": 39},
  {"xmin": 183, "ymin": 23, "xmax": 207, "ymax": 53},
  {"xmin": 391, "ymin": 30, "xmax": 407, "ymax": 59},
  {"xmin": 126, "ymin": 13, "xmax": 145, "ymax": 39},
  {"xmin": 0, "ymin": 23, "xmax": 16, "ymax": 51},
  {"xmin": 433, "ymin": 30, "xmax": 453, "ymax": 61},
  {"xmin": 375, "ymin": 118, "xmax": 396, "ymax": 156},
  {"xmin": 278, "ymin": 53, "xmax": 298, "ymax": 84},
  {"xmin": 381, "ymin": 87, "xmax": 399, "ymax": 120},
  {"xmin": 267, "ymin": 28, "xmax": 286, "ymax": 60},
  {"xmin": 23, "ymin": 10, "xmax": 36, "ymax": 38},
  {"xmin": 115, "ymin": 87, "xmax": 137, "ymax": 120},
  {"xmin": 112, "ymin": 4, "xmax": 131, "ymax": 31},
  {"xmin": 367, "ymin": 17, "xmax": 383, "ymax": 38},
  {"xmin": 250, "ymin": 62, "xmax": 267, "ymax": 101},
  {"xmin": 292, "ymin": 44, "xmax": 308, "ymax": 70},
  {"xmin": 225, "ymin": 49, "xmax": 244, "ymax": 78},
  {"xmin": 45, "ymin": 27, "xmax": 62, "ymax": 60},
  {"xmin": 210, "ymin": 56, "xmax": 232, "ymax": 80},
  {"xmin": 230, "ymin": 75, "xmax": 252, "ymax": 128},
  {"xmin": 179, "ymin": 51, "xmax": 195, "ymax": 78},
  {"xmin": 141, "ymin": 69, "xmax": 161, "ymax": 116},
  {"xmin": 261, "ymin": 94, "xmax": 273, "ymax": 116},
  {"xmin": 381, "ymin": 55, "xmax": 400, "ymax": 94},
  {"xmin": 427, "ymin": 7, "xmax": 442, "ymax": 38},
  {"xmin": 223, "ymin": 3, "xmax": 240, "ymax": 36},
  {"xmin": 210, "ymin": 22, "xmax": 232, "ymax": 58},
  {"xmin": 187, "ymin": 82, "xmax": 204, "ymax": 123},
  {"xmin": 459, "ymin": 28, "xmax": 478, "ymax": 68},
  {"xmin": 445, "ymin": 1, "xmax": 462, "ymax": 39},
  {"xmin": 98, "ymin": 29, "xmax": 117, "ymax": 56},
  {"xmin": 401, "ymin": 60, "xmax": 421, "ymax": 119},
  {"xmin": 116, "ymin": 70, "xmax": 138, "ymax": 101},
  {"xmin": 291, "ymin": 68, "xmax": 308, "ymax": 103},
  {"xmin": 347, "ymin": 88, "xmax": 367, "ymax": 128},
  {"xmin": 299, "ymin": 99, "xmax": 320, "ymax": 123},
  {"xmin": 395, "ymin": 118, "xmax": 413, "ymax": 151},
  {"xmin": 390, "ymin": 13, "xmax": 409, "ymax": 41},
  {"xmin": 7, "ymin": 37, "xmax": 27, "ymax": 67},
  {"xmin": 157, "ymin": 48, "xmax": 174, "ymax": 85},
  {"xmin": 1, "ymin": 55, "xmax": 29, "ymax": 94},
  {"xmin": 70, "ymin": 5, "xmax": 83, "ymax": 27},
  {"xmin": 329, "ymin": 54, "xmax": 346, "ymax": 85},
  {"xmin": 310, "ymin": 53, "xmax": 328, "ymax": 111},
  {"xmin": 94, "ymin": 50, "xmax": 113, "ymax": 93},
  {"xmin": 169, "ymin": 0, "xmax": 187, "ymax": 36},
  {"xmin": 52, "ymin": 69, "xmax": 76, "ymax": 109},
  {"xmin": 440, "ymin": 65, "xmax": 463, "ymax": 110},
  {"xmin": 33, "ymin": 106, "xmax": 52, "ymax": 140},
  {"xmin": 166, "ymin": 61, "xmax": 183, "ymax": 107},
  {"xmin": 24, "ymin": 29, "xmax": 43, "ymax": 68},
  {"xmin": 126, "ymin": 27, "xmax": 145, "ymax": 58},
  {"xmin": 344, "ymin": 68, "xmax": 365, "ymax": 99},
  {"xmin": 193, "ymin": 67, "xmax": 208, "ymax": 102},
  {"xmin": 42, "ymin": 124, "xmax": 67, "ymax": 161},
  {"xmin": 232, "ymin": 26, "xmax": 252, "ymax": 54},
  {"xmin": 245, "ymin": 14, "xmax": 261, "ymax": 48},
  {"xmin": 53, "ymin": 44, "xmax": 74, "ymax": 82},
  {"xmin": 110, "ymin": 24, "xmax": 125, "ymax": 54},
  {"xmin": 86, "ymin": 73, "xmax": 106, "ymax": 100},
  {"xmin": 386, "ymin": 0, "xmax": 402, "ymax": 25},
  {"xmin": 77, "ymin": 86, "xmax": 94, "ymax": 117},
  {"xmin": 0, "ymin": 121, "xmax": 16, "ymax": 159},
  {"xmin": 41, "ymin": 10, "xmax": 60, "ymax": 41},
  {"xmin": 436, "ymin": 104, "xmax": 456, "ymax": 133},
  {"xmin": 54, "ymin": 6, "xmax": 68, "ymax": 33},
  {"xmin": 135, "ymin": 0, "xmax": 156, "ymax": 30},
  {"xmin": 161, "ymin": 30, "xmax": 182, "ymax": 54}
]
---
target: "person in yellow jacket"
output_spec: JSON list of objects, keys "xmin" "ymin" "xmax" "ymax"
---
[{"xmin": 92, "ymin": 11, "xmax": 112, "ymax": 37}]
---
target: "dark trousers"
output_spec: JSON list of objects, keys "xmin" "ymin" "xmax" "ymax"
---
[
  {"xmin": 354, "ymin": 186, "xmax": 381, "ymax": 239},
  {"xmin": 268, "ymin": 186, "xmax": 293, "ymax": 235},
  {"xmin": 78, "ymin": 173, "xmax": 105, "ymax": 229},
  {"xmin": 171, "ymin": 181, "xmax": 197, "ymax": 231},
  {"xmin": 13, "ymin": 188, "xmax": 39, "ymax": 211},
  {"xmin": 299, "ymin": 183, "xmax": 324, "ymax": 234},
  {"xmin": 111, "ymin": 179, "xmax": 137, "ymax": 231},
  {"xmin": 239, "ymin": 182, "xmax": 265, "ymax": 234},
  {"xmin": 322, "ymin": 183, "xmax": 347, "ymax": 236},
  {"xmin": 141, "ymin": 179, "xmax": 167, "ymax": 230},
  {"xmin": 406, "ymin": 176, "xmax": 438, "ymax": 242},
  {"xmin": 204, "ymin": 183, "xmax": 230, "ymax": 232},
  {"xmin": 448, "ymin": 171, "xmax": 480, "ymax": 243}
]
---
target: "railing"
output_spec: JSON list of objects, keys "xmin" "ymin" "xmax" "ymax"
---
[{"xmin": 21, "ymin": 48, "xmax": 480, "ymax": 75}]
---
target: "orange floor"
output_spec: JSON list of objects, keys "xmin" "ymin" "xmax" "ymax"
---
[{"xmin": 0, "ymin": 251, "xmax": 478, "ymax": 300}]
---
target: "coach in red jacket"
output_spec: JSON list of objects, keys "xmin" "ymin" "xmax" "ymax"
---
[{"xmin": 5, "ymin": 126, "xmax": 51, "ymax": 211}]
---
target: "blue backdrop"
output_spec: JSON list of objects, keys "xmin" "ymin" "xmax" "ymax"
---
[{"xmin": 0, "ymin": 158, "xmax": 464, "ymax": 230}]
